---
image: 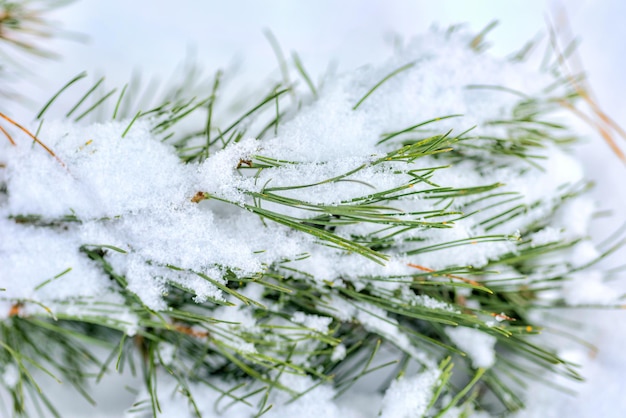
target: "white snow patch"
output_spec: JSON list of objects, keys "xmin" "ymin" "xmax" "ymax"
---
[
  {"xmin": 379, "ymin": 367, "xmax": 440, "ymax": 418},
  {"xmin": 445, "ymin": 326, "xmax": 497, "ymax": 369},
  {"xmin": 563, "ymin": 270, "xmax": 619, "ymax": 306}
]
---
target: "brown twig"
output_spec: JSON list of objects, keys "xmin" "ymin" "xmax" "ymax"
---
[
  {"xmin": 8, "ymin": 302, "xmax": 23, "ymax": 317},
  {"xmin": 407, "ymin": 263, "xmax": 480, "ymax": 286},
  {"xmin": 0, "ymin": 123, "xmax": 15, "ymax": 145},
  {"xmin": 0, "ymin": 111, "xmax": 66, "ymax": 167},
  {"xmin": 173, "ymin": 324, "xmax": 209, "ymax": 338},
  {"xmin": 547, "ymin": 10, "xmax": 626, "ymax": 163}
]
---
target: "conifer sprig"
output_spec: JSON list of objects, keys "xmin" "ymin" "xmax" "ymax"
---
[{"xmin": 1, "ymin": 10, "xmax": 624, "ymax": 418}]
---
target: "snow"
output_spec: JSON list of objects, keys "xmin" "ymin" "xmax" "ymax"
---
[
  {"xmin": 291, "ymin": 311, "xmax": 333, "ymax": 333},
  {"xmin": 0, "ymin": 364, "xmax": 18, "ymax": 389},
  {"xmin": 331, "ymin": 343, "xmax": 347, "ymax": 362},
  {"xmin": 562, "ymin": 270, "xmax": 620, "ymax": 306},
  {"xmin": 1, "ymin": 4, "xmax": 625, "ymax": 417},
  {"xmin": 445, "ymin": 326, "xmax": 497, "ymax": 369},
  {"xmin": 378, "ymin": 368, "xmax": 440, "ymax": 418}
]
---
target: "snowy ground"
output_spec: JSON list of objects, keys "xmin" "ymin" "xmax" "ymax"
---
[{"xmin": 2, "ymin": 1, "xmax": 625, "ymax": 417}]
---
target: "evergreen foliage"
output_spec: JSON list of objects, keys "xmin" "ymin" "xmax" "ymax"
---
[{"xmin": 0, "ymin": 3, "xmax": 623, "ymax": 418}]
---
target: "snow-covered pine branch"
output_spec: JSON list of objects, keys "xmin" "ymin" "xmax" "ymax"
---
[{"xmin": 1, "ymin": 8, "xmax": 623, "ymax": 417}]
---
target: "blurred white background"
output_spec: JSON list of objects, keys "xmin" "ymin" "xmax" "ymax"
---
[{"xmin": 4, "ymin": 1, "xmax": 626, "ymax": 416}]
